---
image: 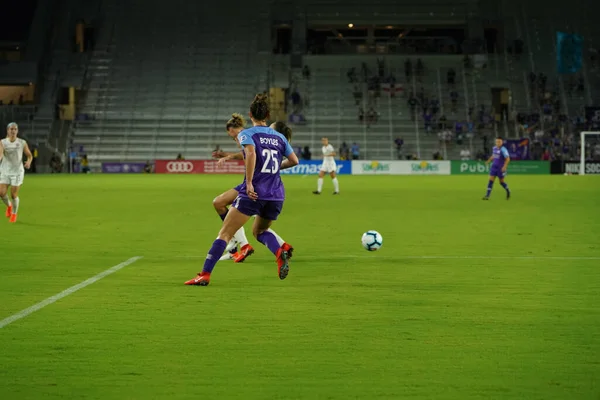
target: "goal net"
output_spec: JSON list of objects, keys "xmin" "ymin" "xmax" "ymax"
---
[{"xmin": 579, "ymin": 131, "xmax": 600, "ymax": 175}]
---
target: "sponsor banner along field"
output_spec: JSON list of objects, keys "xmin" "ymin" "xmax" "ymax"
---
[
  {"xmin": 154, "ymin": 160, "xmax": 245, "ymax": 174},
  {"xmin": 351, "ymin": 160, "xmax": 450, "ymax": 175}
]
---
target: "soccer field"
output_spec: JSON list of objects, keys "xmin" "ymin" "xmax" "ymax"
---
[{"xmin": 1, "ymin": 174, "xmax": 599, "ymax": 400}]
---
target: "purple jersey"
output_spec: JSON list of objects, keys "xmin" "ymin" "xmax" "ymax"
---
[
  {"xmin": 237, "ymin": 126, "xmax": 294, "ymax": 201},
  {"xmin": 492, "ymin": 145, "xmax": 510, "ymax": 169}
]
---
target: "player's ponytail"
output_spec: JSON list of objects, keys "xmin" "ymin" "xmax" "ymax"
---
[
  {"xmin": 226, "ymin": 113, "xmax": 246, "ymax": 130},
  {"xmin": 249, "ymin": 93, "xmax": 270, "ymax": 121},
  {"xmin": 272, "ymin": 121, "xmax": 292, "ymax": 142}
]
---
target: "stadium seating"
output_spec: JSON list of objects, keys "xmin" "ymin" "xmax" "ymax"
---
[
  {"xmin": 72, "ymin": 0, "xmax": 600, "ymax": 167},
  {"xmin": 74, "ymin": 0, "xmax": 266, "ymax": 165}
]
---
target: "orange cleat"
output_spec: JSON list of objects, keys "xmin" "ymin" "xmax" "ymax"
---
[
  {"xmin": 9, "ymin": 214, "xmax": 17, "ymax": 223},
  {"xmin": 184, "ymin": 272, "xmax": 210, "ymax": 286},
  {"xmin": 5, "ymin": 205, "xmax": 11, "ymax": 218},
  {"xmin": 281, "ymin": 243, "xmax": 294, "ymax": 259},
  {"xmin": 276, "ymin": 247, "xmax": 290, "ymax": 280},
  {"xmin": 233, "ymin": 244, "xmax": 255, "ymax": 263}
]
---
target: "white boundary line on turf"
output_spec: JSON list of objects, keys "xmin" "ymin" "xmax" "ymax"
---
[
  {"xmin": 175, "ymin": 255, "xmax": 600, "ymax": 261},
  {"xmin": 0, "ymin": 256, "xmax": 143, "ymax": 329}
]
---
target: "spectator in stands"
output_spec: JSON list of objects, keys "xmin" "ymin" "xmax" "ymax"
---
[
  {"xmin": 339, "ymin": 142, "xmax": 350, "ymax": 160},
  {"xmin": 438, "ymin": 114, "xmax": 448, "ymax": 130},
  {"xmin": 30, "ymin": 145, "xmax": 38, "ymax": 173},
  {"xmin": 50, "ymin": 153, "xmax": 63, "ymax": 173},
  {"xmin": 302, "ymin": 146, "xmax": 312, "ymax": 160},
  {"xmin": 351, "ymin": 143, "xmax": 360, "ymax": 160},
  {"xmin": 302, "ymin": 65, "xmax": 311, "ymax": 80},
  {"xmin": 358, "ymin": 107, "xmax": 364, "ymax": 123},
  {"xmin": 291, "ymin": 89, "xmax": 302, "ymax": 112},
  {"xmin": 460, "ymin": 148, "xmax": 471, "ymax": 160},
  {"xmin": 541, "ymin": 148, "xmax": 551, "ymax": 161},
  {"xmin": 176, "ymin": 153, "xmax": 185, "ymax": 160},
  {"xmin": 144, "ymin": 161, "xmax": 153, "ymax": 173},
  {"xmin": 81, "ymin": 155, "xmax": 90, "ymax": 173},
  {"xmin": 433, "ymin": 150, "xmax": 443, "ymax": 160},
  {"xmin": 423, "ymin": 110, "xmax": 433, "ymax": 132},
  {"xmin": 394, "ymin": 137, "xmax": 404, "ymax": 159},
  {"xmin": 366, "ymin": 107, "xmax": 378, "ymax": 126}
]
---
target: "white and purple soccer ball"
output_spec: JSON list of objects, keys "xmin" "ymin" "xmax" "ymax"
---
[{"xmin": 361, "ymin": 230, "xmax": 383, "ymax": 251}]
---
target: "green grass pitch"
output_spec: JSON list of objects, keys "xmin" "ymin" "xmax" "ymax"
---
[{"xmin": 1, "ymin": 174, "xmax": 599, "ymax": 400}]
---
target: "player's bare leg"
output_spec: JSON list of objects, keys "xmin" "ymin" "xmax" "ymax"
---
[
  {"xmin": 0, "ymin": 184, "xmax": 11, "ymax": 218},
  {"xmin": 185, "ymin": 207, "xmax": 251, "ymax": 286},
  {"xmin": 8, "ymin": 185, "xmax": 20, "ymax": 222},
  {"xmin": 330, "ymin": 170, "xmax": 340, "ymax": 194},
  {"xmin": 213, "ymin": 189, "xmax": 237, "ymax": 217},
  {"xmin": 214, "ymin": 189, "xmax": 253, "ymax": 260},
  {"xmin": 313, "ymin": 170, "xmax": 325, "ymax": 194},
  {"xmin": 483, "ymin": 176, "xmax": 496, "ymax": 200},
  {"xmin": 253, "ymin": 216, "xmax": 290, "ymax": 280}
]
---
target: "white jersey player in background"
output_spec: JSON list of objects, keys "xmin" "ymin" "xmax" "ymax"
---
[
  {"xmin": 313, "ymin": 137, "xmax": 340, "ymax": 195},
  {"xmin": 0, "ymin": 122, "xmax": 33, "ymax": 223}
]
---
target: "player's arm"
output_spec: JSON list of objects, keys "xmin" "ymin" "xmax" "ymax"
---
[
  {"xmin": 501, "ymin": 147, "xmax": 510, "ymax": 171},
  {"xmin": 213, "ymin": 150, "xmax": 242, "ymax": 159},
  {"xmin": 216, "ymin": 151, "xmax": 244, "ymax": 166},
  {"xmin": 23, "ymin": 142, "xmax": 33, "ymax": 169},
  {"xmin": 238, "ymin": 132, "xmax": 258, "ymax": 199},
  {"xmin": 0, "ymin": 141, "xmax": 4, "ymax": 161},
  {"xmin": 280, "ymin": 140, "xmax": 299, "ymax": 170},
  {"xmin": 243, "ymin": 144, "xmax": 257, "ymax": 198},
  {"xmin": 485, "ymin": 155, "xmax": 494, "ymax": 165}
]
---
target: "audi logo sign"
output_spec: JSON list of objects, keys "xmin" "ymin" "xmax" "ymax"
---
[
  {"xmin": 166, "ymin": 161, "xmax": 194, "ymax": 173},
  {"xmin": 154, "ymin": 159, "xmax": 246, "ymax": 174}
]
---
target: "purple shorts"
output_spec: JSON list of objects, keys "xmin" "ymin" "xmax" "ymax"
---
[
  {"xmin": 233, "ymin": 183, "xmax": 244, "ymax": 192},
  {"xmin": 490, "ymin": 166, "xmax": 506, "ymax": 179},
  {"xmin": 233, "ymin": 196, "xmax": 284, "ymax": 220}
]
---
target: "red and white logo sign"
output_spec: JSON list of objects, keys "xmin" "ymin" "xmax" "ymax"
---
[
  {"xmin": 166, "ymin": 161, "xmax": 194, "ymax": 173},
  {"xmin": 155, "ymin": 160, "xmax": 245, "ymax": 174}
]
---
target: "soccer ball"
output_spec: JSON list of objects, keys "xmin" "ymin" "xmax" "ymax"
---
[{"xmin": 361, "ymin": 230, "xmax": 383, "ymax": 251}]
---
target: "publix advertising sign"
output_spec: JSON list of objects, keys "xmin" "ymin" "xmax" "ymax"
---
[
  {"xmin": 451, "ymin": 161, "xmax": 549, "ymax": 175},
  {"xmin": 352, "ymin": 160, "xmax": 450, "ymax": 175}
]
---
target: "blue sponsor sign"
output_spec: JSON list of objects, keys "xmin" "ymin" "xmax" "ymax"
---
[
  {"xmin": 102, "ymin": 162, "xmax": 147, "ymax": 173},
  {"xmin": 280, "ymin": 160, "xmax": 352, "ymax": 175},
  {"xmin": 556, "ymin": 31, "xmax": 583, "ymax": 74}
]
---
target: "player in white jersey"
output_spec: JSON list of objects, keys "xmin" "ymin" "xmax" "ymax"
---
[
  {"xmin": 0, "ymin": 122, "xmax": 33, "ymax": 223},
  {"xmin": 313, "ymin": 137, "xmax": 340, "ymax": 195}
]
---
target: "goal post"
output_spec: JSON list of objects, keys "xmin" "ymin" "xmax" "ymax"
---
[{"xmin": 580, "ymin": 131, "xmax": 600, "ymax": 175}]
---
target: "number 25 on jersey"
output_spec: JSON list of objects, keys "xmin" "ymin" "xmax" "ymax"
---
[{"xmin": 261, "ymin": 149, "xmax": 279, "ymax": 174}]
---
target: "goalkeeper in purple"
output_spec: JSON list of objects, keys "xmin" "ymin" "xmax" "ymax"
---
[
  {"xmin": 185, "ymin": 94, "xmax": 300, "ymax": 286},
  {"xmin": 483, "ymin": 137, "xmax": 511, "ymax": 200}
]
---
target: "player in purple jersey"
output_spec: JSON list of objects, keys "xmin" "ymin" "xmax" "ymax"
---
[
  {"xmin": 211, "ymin": 115, "xmax": 295, "ymax": 263},
  {"xmin": 185, "ymin": 94, "xmax": 299, "ymax": 286},
  {"xmin": 483, "ymin": 137, "xmax": 511, "ymax": 200}
]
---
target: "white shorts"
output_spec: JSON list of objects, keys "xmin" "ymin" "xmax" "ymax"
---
[
  {"xmin": 0, "ymin": 171, "xmax": 24, "ymax": 186},
  {"xmin": 320, "ymin": 160, "xmax": 337, "ymax": 173}
]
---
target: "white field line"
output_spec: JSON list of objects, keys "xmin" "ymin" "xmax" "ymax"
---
[
  {"xmin": 0, "ymin": 256, "xmax": 143, "ymax": 329},
  {"xmin": 176, "ymin": 255, "xmax": 600, "ymax": 261}
]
